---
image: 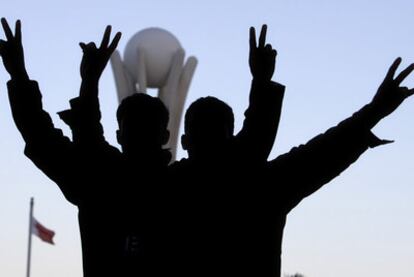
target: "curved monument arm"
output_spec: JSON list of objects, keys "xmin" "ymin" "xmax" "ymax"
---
[
  {"xmin": 177, "ymin": 56, "xmax": 197, "ymax": 102},
  {"xmin": 136, "ymin": 47, "xmax": 147, "ymax": 94},
  {"xmin": 166, "ymin": 56, "xmax": 198, "ymax": 161},
  {"xmin": 159, "ymin": 48, "xmax": 185, "ymax": 106},
  {"xmin": 110, "ymin": 50, "xmax": 134, "ymax": 103},
  {"xmin": 173, "ymin": 56, "xmax": 197, "ymax": 117}
]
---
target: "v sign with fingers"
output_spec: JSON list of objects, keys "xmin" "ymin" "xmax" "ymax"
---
[
  {"xmin": 372, "ymin": 57, "xmax": 414, "ymax": 118},
  {"xmin": 0, "ymin": 18, "xmax": 28, "ymax": 81},
  {"xmin": 79, "ymin": 25, "xmax": 121, "ymax": 87},
  {"xmin": 249, "ymin": 24, "xmax": 277, "ymax": 82},
  {"xmin": 58, "ymin": 25, "xmax": 122, "ymax": 140}
]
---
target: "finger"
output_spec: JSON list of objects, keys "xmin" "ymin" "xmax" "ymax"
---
[
  {"xmin": 258, "ymin": 24, "xmax": 267, "ymax": 48},
  {"xmin": 108, "ymin": 31, "xmax": 121, "ymax": 51},
  {"xmin": 265, "ymin": 44, "xmax": 272, "ymax": 51},
  {"xmin": 395, "ymin": 63, "xmax": 414, "ymax": 85},
  {"xmin": 1, "ymin": 18, "xmax": 14, "ymax": 40},
  {"xmin": 249, "ymin": 27, "xmax": 256, "ymax": 49},
  {"xmin": 385, "ymin": 57, "xmax": 402, "ymax": 81},
  {"xmin": 79, "ymin": 42, "xmax": 87, "ymax": 50},
  {"xmin": 400, "ymin": 87, "xmax": 414, "ymax": 98},
  {"xmin": 81, "ymin": 42, "xmax": 97, "ymax": 53},
  {"xmin": 100, "ymin": 25, "xmax": 111, "ymax": 49},
  {"xmin": 15, "ymin": 20, "xmax": 21, "ymax": 42},
  {"xmin": 86, "ymin": 42, "xmax": 97, "ymax": 49},
  {"xmin": 406, "ymin": 88, "xmax": 414, "ymax": 97}
]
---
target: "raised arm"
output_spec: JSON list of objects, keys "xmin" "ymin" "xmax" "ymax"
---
[
  {"xmin": 0, "ymin": 18, "xmax": 80, "ymax": 204},
  {"xmin": 59, "ymin": 26, "xmax": 121, "ymax": 147},
  {"xmin": 0, "ymin": 18, "xmax": 68, "ymax": 146},
  {"xmin": 268, "ymin": 58, "xmax": 414, "ymax": 212},
  {"xmin": 235, "ymin": 25, "xmax": 285, "ymax": 164}
]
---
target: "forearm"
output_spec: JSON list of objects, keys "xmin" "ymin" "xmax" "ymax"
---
[
  {"xmin": 7, "ymin": 79, "xmax": 65, "ymax": 145},
  {"xmin": 236, "ymin": 79, "xmax": 285, "ymax": 162},
  {"xmin": 268, "ymin": 102, "xmax": 392, "ymax": 210},
  {"xmin": 79, "ymin": 77, "xmax": 99, "ymax": 100},
  {"xmin": 10, "ymin": 68, "xmax": 29, "ymax": 82},
  {"xmin": 58, "ymin": 76, "xmax": 106, "ymax": 146},
  {"xmin": 347, "ymin": 102, "xmax": 386, "ymax": 132},
  {"xmin": 332, "ymin": 102, "xmax": 392, "ymax": 148}
]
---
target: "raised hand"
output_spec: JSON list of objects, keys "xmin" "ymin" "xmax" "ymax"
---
[
  {"xmin": 249, "ymin": 24, "xmax": 277, "ymax": 82},
  {"xmin": 0, "ymin": 18, "xmax": 28, "ymax": 80},
  {"xmin": 79, "ymin": 25, "xmax": 121, "ymax": 83},
  {"xmin": 371, "ymin": 57, "xmax": 414, "ymax": 117}
]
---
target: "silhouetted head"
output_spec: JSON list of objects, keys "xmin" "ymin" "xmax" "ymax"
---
[
  {"xmin": 116, "ymin": 93, "xmax": 170, "ymax": 159},
  {"xmin": 181, "ymin": 96, "xmax": 234, "ymax": 161}
]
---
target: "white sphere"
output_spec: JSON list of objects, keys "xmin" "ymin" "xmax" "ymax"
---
[{"xmin": 123, "ymin": 28, "xmax": 182, "ymax": 88}]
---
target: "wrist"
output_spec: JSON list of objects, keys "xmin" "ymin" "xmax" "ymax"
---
[
  {"xmin": 82, "ymin": 76, "xmax": 100, "ymax": 86},
  {"xmin": 252, "ymin": 77, "xmax": 271, "ymax": 85},
  {"xmin": 11, "ymin": 69, "xmax": 29, "ymax": 82},
  {"xmin": 367, "ymin": 100, "xmax": 388, "ymax": 118},
  {"xmin": 80, "ymin": 79, "xmax": 99, "ymax": 99},
  {"xmin": 359, "ymin": 102, "xmax": 384, "ymax": 129}
]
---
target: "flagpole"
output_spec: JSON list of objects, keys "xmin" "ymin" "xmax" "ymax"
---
[{"xmin": 26, "ymin": 197, "xmax": 34, "ymax": 277}]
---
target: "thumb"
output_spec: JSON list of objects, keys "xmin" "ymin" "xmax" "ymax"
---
[{"xmin": 79, "ymin": 42, "xmax": 86, "ymax": 51}]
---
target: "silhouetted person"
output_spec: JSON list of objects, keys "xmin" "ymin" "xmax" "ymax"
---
[
  {"xmin": 173, "ymin": 54, "xmax": 414, "ymax": 277},
  {"xmin": 163, "ymin": 25, "xmax": 286, "ymax": 277},
  {"xmin": 255, "ymin": 56, "xmax": 414, "ymax": 277},
  {"xmin": 0, "ymin": 19, "xmax": 170, "ymax": 277}
]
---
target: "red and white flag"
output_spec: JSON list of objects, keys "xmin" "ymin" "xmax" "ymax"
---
[
  {"xmin": 31, "ymin": 217, "xmax": 55, "ymax": 245},
  {"xmin": 26, "ymin": 198, "xmax": 56, "ymax": 277}
]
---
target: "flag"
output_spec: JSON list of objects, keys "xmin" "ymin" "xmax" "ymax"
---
[{"xmin": 31, "ymin": 217, "xmax": 55, "ymax": 245}]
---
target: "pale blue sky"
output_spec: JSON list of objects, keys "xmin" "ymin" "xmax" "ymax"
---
[{"xmin": 0, "ymin": 1, "xmax": 413, "ymax": 276}]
